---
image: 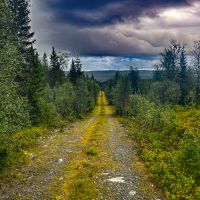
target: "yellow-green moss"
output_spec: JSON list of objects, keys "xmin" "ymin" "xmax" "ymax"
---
[{"xmin": 50, "ymin": 92, "xmax": 117, "ymax": 200}]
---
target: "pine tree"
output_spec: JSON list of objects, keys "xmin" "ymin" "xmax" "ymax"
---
[{"xmin": 49, "ymin": 47, "xmax": 65, "ymax": 87}]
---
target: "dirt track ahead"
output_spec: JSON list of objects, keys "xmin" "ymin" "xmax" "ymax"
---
[{"xmin": 0, "ymin": 92, "xmax": 164, "ymax": 200}]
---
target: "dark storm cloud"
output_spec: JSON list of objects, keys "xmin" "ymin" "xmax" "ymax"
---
[
  {"xmin": 41, "ymin": 0, "xmax": 190, "ymax": 26},
  {"xmin": 31, "ymin": 0, "xmax": 200, "ymax": 70}
]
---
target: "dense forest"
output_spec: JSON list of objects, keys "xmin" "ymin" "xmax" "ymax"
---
[
  {"xmin": 0, "ymin": 0, "xmax": 99, "ymax": 170},
  {"xmin": 104, "ymin": 40, "xmax": 200, "ymax": 199}
]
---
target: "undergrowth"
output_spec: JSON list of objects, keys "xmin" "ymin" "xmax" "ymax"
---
[
  {"xmin": 0, "ymin": 117, "xmax": 73, "ymax": 172},
  {"xmin": 0, "ymin": 127, "xmax": 48, "ymax": 172},
  {"xmin": 124, "ymin": 96, "xmax": 200, "ymax": 199}
]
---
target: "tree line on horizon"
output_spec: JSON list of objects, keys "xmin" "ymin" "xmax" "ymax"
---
[
  {"xmin": 0, "ymin": 0, "xmax": 99, "ymax": 169},
  {"xmin": 105, "ymin": 39, "xmax": 200, "ymax": 114}
]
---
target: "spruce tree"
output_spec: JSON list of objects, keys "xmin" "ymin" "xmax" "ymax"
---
[
  {"xmin": 74, "ymin": 55, "xmax": 83, "ymax": 78},
  {"xmin": 114, "ymin": 75, "xmax": 131, "ymax": 115},
  {"xmin": 42, "ymin": 53, "xmax": 48, "ymax": 69},
  {"xmin": 42, "ymin": 52, "xmax": 49, "ymax": 81},
  {"xmin": 69, "ymin": 59, "xmax": 77, "ymax": 85},
  {"xmin": 0, "ymin": 0, "xmax": 30, "ymax": 134},
  {"xmin": 26, "ymin": 47, "xmax": 46, "ymax": 124},
  {"xmin": 49, "ymin": 47, "xmax": 65, "ymax": 87},
  {"xmin": 161, "ymin": 40, "xmax": 181, "ymax": 81},
  {"xmin": 128, "ymin": 67, "xmax": 140, "ymax": 93},
  {"xmin": 6, "ymin": 0, "xmax": 35, "ymax": 50},
  {"xmin": 6, "ymin": 0, "xmax": 37, "ymax": 103}
]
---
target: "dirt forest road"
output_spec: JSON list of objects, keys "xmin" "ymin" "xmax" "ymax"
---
[{"xmin": 0, "ymin": 92, "xmax": 164, "ymax": 200}]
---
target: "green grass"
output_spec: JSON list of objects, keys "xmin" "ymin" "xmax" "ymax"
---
[{"xmin": 0, "ymin": 127, "xmax": 49, "ymax": 171}]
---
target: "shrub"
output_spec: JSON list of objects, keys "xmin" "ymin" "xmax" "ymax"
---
[
  {"xmin": 54, "ymin": 81, "xmax": 75, "ymax": 118},
  {"xmin": 149, "ymin": 81, "xmax": 180, "ymax": 104},
  {"xmin": 177, "ymin": 130, "xmax": 200, "ymax": 181},
  {"xmin": 127, "ymin": 95, "xmax": 158, "ymax": 129},
  {"xmin": 37, "ymin": 86, "xmax": 59, "ymax": 125}
]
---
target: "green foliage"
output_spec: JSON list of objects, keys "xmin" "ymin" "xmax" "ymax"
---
[
  {"xmin": 0, "ymin": 134, "xmax": 9, "ymax": 169},
  {"xmin": 105, "ymin": 50, "xmax": 200, "ymax": 199},
  {"xmin": 105, "ymin": 73, "xmax": 131, "ymax": 115},
  {"xmin": 0, "ymin": 127, "xmax": 48, "ymax": 170},
  {"xmin": 178, "ymin": 46, "xmax": 190, "ymax": 104},
  {"xmin": 36, "ymin": 86, "xmax": 58, "ymax": 125},
  {"xmin": 103, "ymin": 40, "xmax": 200, "ymax": 200},
  {"xmin": 54, "ymin": 81, "xmax": 75, "ymax": 118},
  {"xmin": 69, "ymin": 59, "xmax": 77, "ymax": 85},
  {"xmin": 68, "ymin": 56, "xmax": 84, "ymax": 85},
  {"xmin": 74, "ymin": 78, "xmax": 90, "ymax": 114},
  {"xmin": 6, "ymin": 0, "xmax": 35, "ymax": 48},
  {"xmin": 160, "ymin": 40, "xmax": 182, "ymax": 82},
  {"xmin": 128, "ymin": 67, "xmax": 140, "ymax": 93},
  {"xmin": 191, "ymin": 41, "xmax": 200, "ymax": 104},
  {"xmin": 125, "ymin": 105, "xmax": 200, "ymax": 199},
  {"xmin": 148, "ymin": 81, "xmax": 181, "ymax": 104},
  {"xmin": 0, "ymin": 30, "xmax": 30, "ymax": 135},
  {"xmin": 127, "ymin": 95, "xmax": 156, "ymax": 128},
  {"xmin": 27, "ymin": 47, "xmax": 47, "ymax": 124},
  {"xmin": 178, "ymin": 130, "xmax": 200, "ymax": 179},
  {"xmin": 86, "ymin": 146, "xmax": 97, "ymax": 156},
  {"xmin": 0, "ymin": 0, "xmax": 100, "ymax": 173},
  {"xmin": 49, "ymin": 47, "xmax": 66, "ymax": 87}
]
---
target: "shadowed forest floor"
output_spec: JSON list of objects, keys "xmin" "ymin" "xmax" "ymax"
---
[{"xmin": 0, "ymin": 92, "xmax": 164, "ymax": 200}]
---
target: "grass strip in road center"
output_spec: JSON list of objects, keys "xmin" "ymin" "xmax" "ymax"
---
[{"xmin": 50, "ymin": 92, "xmax": 116, "ymax": 200}]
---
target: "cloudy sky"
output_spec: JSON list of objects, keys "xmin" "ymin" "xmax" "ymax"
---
[{"xmin": 30, "ymin": 0, "xmax": 200, "ymax": 70}]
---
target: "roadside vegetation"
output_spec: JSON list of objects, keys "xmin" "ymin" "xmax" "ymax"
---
[
  {"xmin": 0, "ymin": 0, "xmax": 99, "ymax": 172},
  {"xmin": 105, "ymin": 40, "xmax": 200, "ymax": 199}
]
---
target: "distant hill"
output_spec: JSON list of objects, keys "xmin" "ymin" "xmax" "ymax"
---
[{"xmin": 85, "ymin": 70, "xmax": 154, "ymax": 82}]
